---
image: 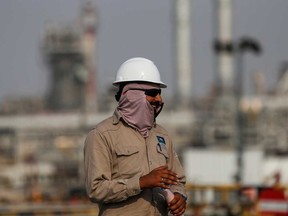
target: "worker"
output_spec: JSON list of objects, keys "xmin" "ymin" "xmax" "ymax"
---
[{"xmin": 84, "ymin": 57, "xmax": 187, "ymax": 216}]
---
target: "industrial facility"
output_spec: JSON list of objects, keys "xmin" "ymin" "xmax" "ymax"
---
[{"xmin": 1, "ymin": 0, "xmax": 288, "ymax": 215}]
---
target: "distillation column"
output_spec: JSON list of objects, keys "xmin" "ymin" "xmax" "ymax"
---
[
  {"xmin": 81, "ymin": 1, "xmax": 98, "ymax": 113},
  {"xmin": 215, "ymin": 0, "xmax": 234, "ymax": 94},
  {"xmin": 175, "ymin": 0, "xmax": 192, "ymax": 108}
]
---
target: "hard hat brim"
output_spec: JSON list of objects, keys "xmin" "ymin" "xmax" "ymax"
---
[{"xmin": 113, "ymin": 80, "xmax": 167, "ymax": 88}]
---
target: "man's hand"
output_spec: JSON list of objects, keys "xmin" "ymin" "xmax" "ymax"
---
[
  {"xmin": 139, "ymin": 165, "xmax": 179, "ymax": 189},
  {"xmin": 168, "ymin": 193, "xmax": 186, "ymax": 216}
]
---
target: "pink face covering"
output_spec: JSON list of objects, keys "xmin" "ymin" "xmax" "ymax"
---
[{"xmin": 116, "ymin": 83, "xmax": 162, "ymax": 137}]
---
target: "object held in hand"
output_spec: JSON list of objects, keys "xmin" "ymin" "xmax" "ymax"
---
[
  {"xmin": 163, "ymin": 189, "xmax": 185, "ymax": 216},
  {"xmin": 163, "ymin": 189, "xmax": 174, "ymax": 202}
]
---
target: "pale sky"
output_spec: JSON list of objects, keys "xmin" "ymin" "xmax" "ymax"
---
[{"xmin": 0, "ymin": 0, "xmax": 287, "ymax": 104}]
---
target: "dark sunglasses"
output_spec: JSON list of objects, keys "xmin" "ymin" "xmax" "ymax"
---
[
  {"xmin": 144, "ymin": 89, "xmax": 161, "ymax": 97},
  {"xmin": 127, "ymin": 88, "xmax": 161, "ymax": 97}
]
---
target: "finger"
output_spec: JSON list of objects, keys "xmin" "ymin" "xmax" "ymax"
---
[
  {"xmin": 158, "ymin": 179, "xmax": 171, "ymax": 189},
  {"xmin": 160, "ymin": 183, "xmax": 171, "ymax": 189},
  {"xmin": 161, "ymin": 176, "xmax": 178, "ymax": 186},
  {"xmin": 158, "ymin": 177, "xmax": 164, "ymax": 186},
  {"xmin": 161, "ymin": 169, "xmax": 178, "ymax": 177},
  {"xmin": 169, "ymin": 203, "xmax": 185, "ymax": 216},
  {"xmin": 154, "ymin": 165, "xmax": 168, "ymax": 171},
  {"xmin": 169, "ymin": 196, "xmax": 186, "ymax": 215},
  {"xmin": 163, "ymin": 178, "xmax": 178, "ymax": 185},
  {"xmin": 168, "ymin": 194, "xmax": 184, "ymax": 208},
  {"xmin": 172, "ymin": 205, "xmax": 186, "ymax": 216},
  {"xmin": 174, "ymin": 208, "xmax": 185, "ymax": 216},
  {"xmin": 162, "ymin": 173, "xmax": 179, "ymax": 183}
]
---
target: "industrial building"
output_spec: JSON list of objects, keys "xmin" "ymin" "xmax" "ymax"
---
[{"xmin": 1, "ymin": 0, "xmax": 288, "ymax": 215}]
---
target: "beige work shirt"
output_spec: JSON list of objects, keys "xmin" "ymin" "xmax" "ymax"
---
[{"xmin": 84, "ymin": 111, "xmax": 186, "ymax": 216}]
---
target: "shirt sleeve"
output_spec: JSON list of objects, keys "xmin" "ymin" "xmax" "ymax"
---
[
  {"xmin": 167, "ymin": 138, "xmax": 187, "ymax": 198},
  {"xmin": 84, "ymin": 129, "xmax": 142, "ymax": 204}
]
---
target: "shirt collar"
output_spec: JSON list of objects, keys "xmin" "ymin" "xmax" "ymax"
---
[{"xmin": 113, "ymin": 109, "xmax": 121, "ymax": 125}]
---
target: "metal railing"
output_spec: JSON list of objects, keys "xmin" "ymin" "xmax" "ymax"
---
[{"xmin": 0, "ymin": 203, "xmax": 98, "ymax": 216}]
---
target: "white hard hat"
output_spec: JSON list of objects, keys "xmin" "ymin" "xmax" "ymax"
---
[{"xmin": 113, "ymin": 57, "xmax": 167, "ymax": 88}]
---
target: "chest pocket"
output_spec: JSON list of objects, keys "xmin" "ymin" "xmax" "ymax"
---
[{"xmin": 115, "ymin": 145, "xmax": 140, "ymax": 178}]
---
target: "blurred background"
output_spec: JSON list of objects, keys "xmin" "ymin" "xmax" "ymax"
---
[{"xmin": 1, "ymin": 0, "xmax": 288, "ymax": 215}]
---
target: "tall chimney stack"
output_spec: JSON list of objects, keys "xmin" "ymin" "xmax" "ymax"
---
[
  {"xmin": 175, "ymin": 0, "xmax": 192, "ymax": 108},
  {"xmin": 215, "ymin": 0, "xmax": 234, "ymax": 94}
]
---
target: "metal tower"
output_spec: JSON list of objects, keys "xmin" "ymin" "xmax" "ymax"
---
[
  {"xmin": 174, "ymin": 0, "xmax": 192, "ymax": 108},
  {"xmin": 43, "ymin": 1, "xmax": 97, "ymax": 112}
]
